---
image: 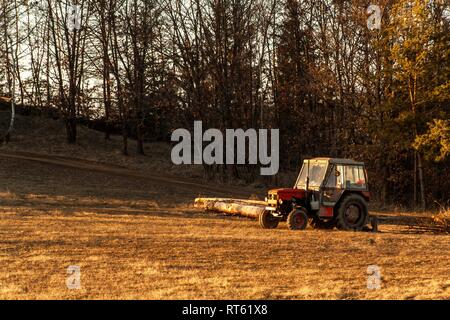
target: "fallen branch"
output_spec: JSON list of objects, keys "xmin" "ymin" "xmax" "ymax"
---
[{"xmin": 377, "ymin": 214, "xmax": 449, "ymax": 234}]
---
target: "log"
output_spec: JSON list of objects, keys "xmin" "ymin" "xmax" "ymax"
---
[{"xmin": 194, "ymin": 198, "xmax": 266, "ymax": 219}]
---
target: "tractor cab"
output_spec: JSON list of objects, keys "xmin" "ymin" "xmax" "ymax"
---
[{"xmin": 262, "ymin": 158, "xmax": 370, "ymax": 231}]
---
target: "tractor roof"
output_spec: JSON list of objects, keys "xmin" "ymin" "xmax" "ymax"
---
[{"xmin": 305, "ymin": 158, "xmax": 365, "ymax": 166}]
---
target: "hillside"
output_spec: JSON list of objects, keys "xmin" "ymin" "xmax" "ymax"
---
[
  {"xmin": 1, "ymin": 112, "xmax": 202, "ymax": 178},
  {"xmin": 0, "ymin": 112, "xmax": 449, "ymax": 299}
]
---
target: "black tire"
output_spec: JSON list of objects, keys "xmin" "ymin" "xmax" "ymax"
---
[
  {"xmin": 336, "ymin": 194, "xmax": 369, "ymax": 231},
  {"xmin": 310, "ymin": 217, "xmax": 335, "ymax": 230},
  {"xmin": 259, "ymin": 210, "xmax": 280, "ymax": 229},
  {"xmin": 287, "ymin": 208, "xmax": 308, "ymax": 230}
]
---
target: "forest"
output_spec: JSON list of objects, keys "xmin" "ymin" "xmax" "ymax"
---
[{"xmin": 0, "ymin": 0, "xmax": 449, "ymax": 209}]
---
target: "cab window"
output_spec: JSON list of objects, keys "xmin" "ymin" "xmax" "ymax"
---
[
  {"xmin": 326, "ymin": 165, "xmax": 344, "ymax": 188},
  {"xmin": 344, "ymin": 166, "xmax": 367, "ymax": 189},
  {"xmin": 296, "ymin": 161, "xmax": 328, "ymax": 188}
]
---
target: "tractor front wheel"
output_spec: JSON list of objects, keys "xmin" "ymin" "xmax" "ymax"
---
[
  {"xmin": 287, "ymin": 208, "xmax": 308, "ymax": 230},
  {"xmin": 259, "ymin": 210, "xmax": 280, "ymax": 229},
  {"xmin": 336, "ymin": 194, "xmax": 369, "ymax": 231}
]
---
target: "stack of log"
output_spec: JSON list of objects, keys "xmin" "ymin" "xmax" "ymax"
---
[{"xmin": 194, "ymin": 198, "xmax": 266, "ymax": 219}]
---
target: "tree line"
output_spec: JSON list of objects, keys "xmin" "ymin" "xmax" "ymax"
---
[{"xmin": 0, "ymin": 0, "xmax": 449, "ymax": 209}]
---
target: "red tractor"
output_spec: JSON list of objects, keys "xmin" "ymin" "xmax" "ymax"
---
[{"xmin": 261, "ymin": 158, "xmax": 371, "ymax": 231}]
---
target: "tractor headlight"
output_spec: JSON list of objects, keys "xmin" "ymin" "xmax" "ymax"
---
[
  {"xmin": 265, "ymin": 197, "xmax": 268, "ymax": 202},
  {"xmin": 279, "ymin": 199, "xmax": 283, "ymax": 205}
]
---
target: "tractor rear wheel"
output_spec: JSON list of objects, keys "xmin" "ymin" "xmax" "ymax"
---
[
  {"xmin": 259, "ymin": 210, "xmax": 280, "ymax": 229},
  {"xmin": 287, "ymin": 208, "xmax": 308, "ymax": 230},
  {"xmin": 336, "ymin": 194, "xmax": 368, "ymax": 231}
]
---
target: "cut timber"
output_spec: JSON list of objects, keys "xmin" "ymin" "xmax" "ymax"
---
[{"xmin": 194, "ymin": 198, "xmax": 266, "ymax": 219}]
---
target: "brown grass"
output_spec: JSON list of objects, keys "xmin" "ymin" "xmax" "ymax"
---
[
  {"xmin": 0, "ymin": 155, "xmax": 449, "ymax": 300},
  {"xmin": 1, "ymin": 204, "xmax": 449, "ymax": 300},
  {"xmin": 433, "ymin": 207, "xmax": 450, "ymax": 231}
]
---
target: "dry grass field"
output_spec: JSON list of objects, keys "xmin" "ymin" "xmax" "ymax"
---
[{"xmin": 0, "ymin": 151, "xmax": 449, "ymax": 300}]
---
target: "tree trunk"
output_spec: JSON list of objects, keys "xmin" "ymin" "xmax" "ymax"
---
[
  {"xmin": 103, "ymin": 73, "xmax": 111, "ymax": 141},
  {"xmin": 414, "ymin": 151, "xmax": 417, "ymax": 209},
  {"xmin": 194, "ymin": 198, "xmax": 266, "ymax": 219},
  {"xmin": 66, "ymin": 118, "xmax": 77, "ymax": 144},
  {"xmin": 381, "ymin": 164, "xmax": 388, "ymax": 209},
  {"xmin": 122, "ymin": 123, "xmax": 129, "ymax": 156},
  {"xmin": 417, "ymin": 153, "xmax": 426, "ymax": 211},
  {"xmin": 136, "ymin": 123, "xmax": 145, "ymax": 155}
]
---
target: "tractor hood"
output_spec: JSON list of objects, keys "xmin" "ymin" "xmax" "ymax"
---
[{"xmin": 268, "ymin": 188, "xmax": 306, "ymax": 201}]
